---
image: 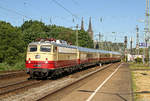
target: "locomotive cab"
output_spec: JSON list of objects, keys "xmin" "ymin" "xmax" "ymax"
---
[{"xmin": 26, "ymin": 42, "xmax": 56, "ymax": 78}]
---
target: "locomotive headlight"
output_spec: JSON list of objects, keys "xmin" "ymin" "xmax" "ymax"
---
[
  {"xmin": 45, "ymin": 58, "xmax": 48, "ymax": 63},
  {"xmin": 28, "ymin": 58, "xmax": 31, "ymax": 63}
]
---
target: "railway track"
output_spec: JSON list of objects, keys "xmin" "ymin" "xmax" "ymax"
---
[
  {"xmin": 0, "ymin": 70, "xmax": 24, "ymax": 74},
  {"xmin": 0, "ymin": 63, "xmax": 121, "ymax": 101},
  {"xmin": 0, "ymin": 79, "xmax": 51, "ymax": 100},
  {"xmin": 37, "ymin": 63, "xmax": 121, "ymax": 101},
  {"xmin": 0, "ymin": 80, "xmax": 41, "ymax": 95},
  {"xmin": 0, "ymin": 70, "xmax": 26, "ymax": 79}
]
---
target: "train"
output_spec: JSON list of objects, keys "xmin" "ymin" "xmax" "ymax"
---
[{"xmin": 25, "ymin": 38, "xmax": 122, "ymax": 79}]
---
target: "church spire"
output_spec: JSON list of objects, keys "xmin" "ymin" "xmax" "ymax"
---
[
  {"xmin": 87, "ymin": 17, "xmax": 93, "ymax": 40},
  {"xmin": 81, "ymin": 17, "xmax": 84, "ymax": 30},
  {"xmin": 88, "ymin": 17, "xmax": 92, "ymax": 32}
]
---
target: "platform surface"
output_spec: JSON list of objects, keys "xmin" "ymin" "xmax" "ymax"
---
[{"xmin": 61, "ymin": 63, "xmax": 133, "ymax": 101}]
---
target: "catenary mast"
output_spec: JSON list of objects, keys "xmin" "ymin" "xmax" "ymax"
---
[
  {"xmin": 145, "ymin": 0, "xmax": 150, "ymax": 46},
  {"xmin": 145, "ymin": 0, "xmax": 150, "ymax": 64}
]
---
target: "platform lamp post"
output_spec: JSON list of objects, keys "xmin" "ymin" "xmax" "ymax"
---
[
  {"xmin": 130, "ymin": 37, "xmax": 133, "ymax": 55},
  {"xmin": 145, "ymin": 0, "xmax": 150, "ymax": 66},
  {"xmin": 124, "ymin": 36, "xmax": 128, "ymax": 62},
  {"xmin": 144, "ymin": 30, "xmax": 150, "ymax": 66},
  {"xmin": 76, "ymin": 24, "xmax": 79, "ymax": 47}
]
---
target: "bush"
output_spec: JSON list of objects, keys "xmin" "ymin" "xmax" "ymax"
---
[
  {"xmin": 145, "ymin": 58, "xmax": 149, "ymax": 63},
  {"xmin": 135, "ymin": 57, "xmax": 142, "ymax": 63},
  {"xmin": 0, "ymin": 61, "xmax": 25, "ymax": 71},
  {"xmin": 13, "ymin": 61, "xmax": 25, "ymax": 70},
  {"xmin": 0, "ymin": 63, "xmax": 10, "ymax": 71}
]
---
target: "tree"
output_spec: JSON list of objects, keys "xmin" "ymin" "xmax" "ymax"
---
[
  {"xmin": 0, "ymin": 21, "xmax": 25, "ymax": 65},
  {"xmin": 45, "ymin": 25, "xmax": 76, "ymax": 44},
  {"xmin": 78, "ymin": 30, "xmax": 94, "ymax": 48},
  {"xmin": 21, "ymin": 20, "xmax": 94, "ymax": 48},
  {"xmin": 21, "ymin": 20, "xmax": 47, "ymax": 46}
]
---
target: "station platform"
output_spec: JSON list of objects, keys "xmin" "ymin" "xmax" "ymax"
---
[{"xmin": 60, "ymin": 63, "xmax": 133, "ymax": 101}]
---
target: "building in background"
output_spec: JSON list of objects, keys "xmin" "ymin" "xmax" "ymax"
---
[
  {"xmin": 87, "ymin": 17, "xmax": 93, "ymax": 41},
  {"xmin": 94, "ymin": 41, "xmax": 124, "ymax": 52},
  {"xmin": 80, "ymin": 17, "xmax": 84, "ymax": 31}
]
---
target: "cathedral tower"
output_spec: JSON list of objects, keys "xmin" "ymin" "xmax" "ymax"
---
[
  {"xmin": 87, "ymin": 17, "xmax": 93, "ymax": 40},
  {"xmin": 81, "ymin": 17, "xmax": 84, "ymax": 30}
]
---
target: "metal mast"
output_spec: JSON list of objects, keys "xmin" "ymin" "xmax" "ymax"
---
[
  {"xmin": 76, "ymin": 24, "xmax": 78, "ymax": 47},
  {"xmin": 130, "ymin": 37, "xmax": 133, "ymax": 55},
  {"xmin": 124, "ymin": 36, "xmax": 127, "ymax": 49},
  {"xmin": 145, "ymin": 0, "xmax": 150, "ymax": 44},
  {"xmin": 124, "ymin": 36, "xmax": 127, "ymax": 62},
  {"xmin": 145, "ymin": 0, "xmax": 150, "ymax": 64},
  {"xmin": 136, "ymin": 25, "xmax": 139, "ymax": 55},
  {"xmin": 98, "ymin": 32, "xmax": 103, "ymax": 49}
]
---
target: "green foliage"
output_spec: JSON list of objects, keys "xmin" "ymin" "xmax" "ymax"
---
[
  {"xmin": 78, "ymin": 30, "xmax": 94, "ymax": 48},
  {"xmin": 13, "ymin": 61, "xmax": 25, "ymax": 70},
  {"xmin": 129, "ymin": 62, "xmax": 149, "ymax": 69},
  {"xmin": 21, "ymin": 20, "xmax": 94, "ymax": 48},
  {"xmin": 134, "ymin": 57, "xmax": 142, "ymax": 64},
  {"xmin": 45, "ymin": 25, "xmax": 76, "ymax": 44},
  {"xmin": 131, "ymin": 72, "xmax": 139, "ymax": 101},
  {"xmin": 21, "ymin": 20, "xmax": 47, "ymax": 46},
  {"xmin": 0, "ymin": 61, "xmax": 25, "ymax": 71},
  {"xmin": 0, "ymin": 21, "xmax": 25, "ymax": 65},
  {"xmin": 0, "ymin": 63, "xmax": 10, "ymax": 71}
]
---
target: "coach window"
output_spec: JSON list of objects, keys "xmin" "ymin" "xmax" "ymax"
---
[
  {"xmin": 40, "ymin": 45, "xmax": 51, "ymax": 52},
  {"xmin": 29, "ymin": 45, "xmax": 37, "ymax": 52}
]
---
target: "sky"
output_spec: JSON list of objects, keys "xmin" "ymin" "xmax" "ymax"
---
[{"xmin": 0, "ymin": 0, "xmax": 147, "ymax": 48}]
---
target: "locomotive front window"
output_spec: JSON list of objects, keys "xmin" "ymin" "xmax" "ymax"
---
[
  {"xmin": 40, "ymin": 45, "xmax": 51, "ymax": 52},
  {"xmin": 29, "ymin": 45, "xmax": 37, "ymax": 52}
]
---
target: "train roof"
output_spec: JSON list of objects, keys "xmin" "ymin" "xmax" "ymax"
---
[
  {"xmin": 77, "ymin": 47, "xmax": 121, "ymax": 55},
  {"xmin": 29, "ymin": 41, "xmax": 121, "ymax": 55}
]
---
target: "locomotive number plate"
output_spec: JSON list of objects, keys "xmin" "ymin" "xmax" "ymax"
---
[
  {"xmin": 35, "ymin": 55, "xmax": 40, "ymax": 59},
  {"xmin": 33, "ymin": 64, "xmax": 41, "ymax": 67}
]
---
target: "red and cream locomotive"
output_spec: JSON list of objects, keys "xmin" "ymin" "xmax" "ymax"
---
[{"xmin": 26, "ymin": 38, "xmax": 121, "ymax": 79}]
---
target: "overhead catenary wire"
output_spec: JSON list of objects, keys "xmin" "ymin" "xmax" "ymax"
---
[
  {"xmin": 51, "ymin": 0, "xmax": 78, "ymax": 19},
  {"xmin": 49, "ymin": 0, "xmax": 102, "ymax": 30},
  {"xmin": 0, "ymin": 5, "xmax": 32, "ymax": 20}
]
